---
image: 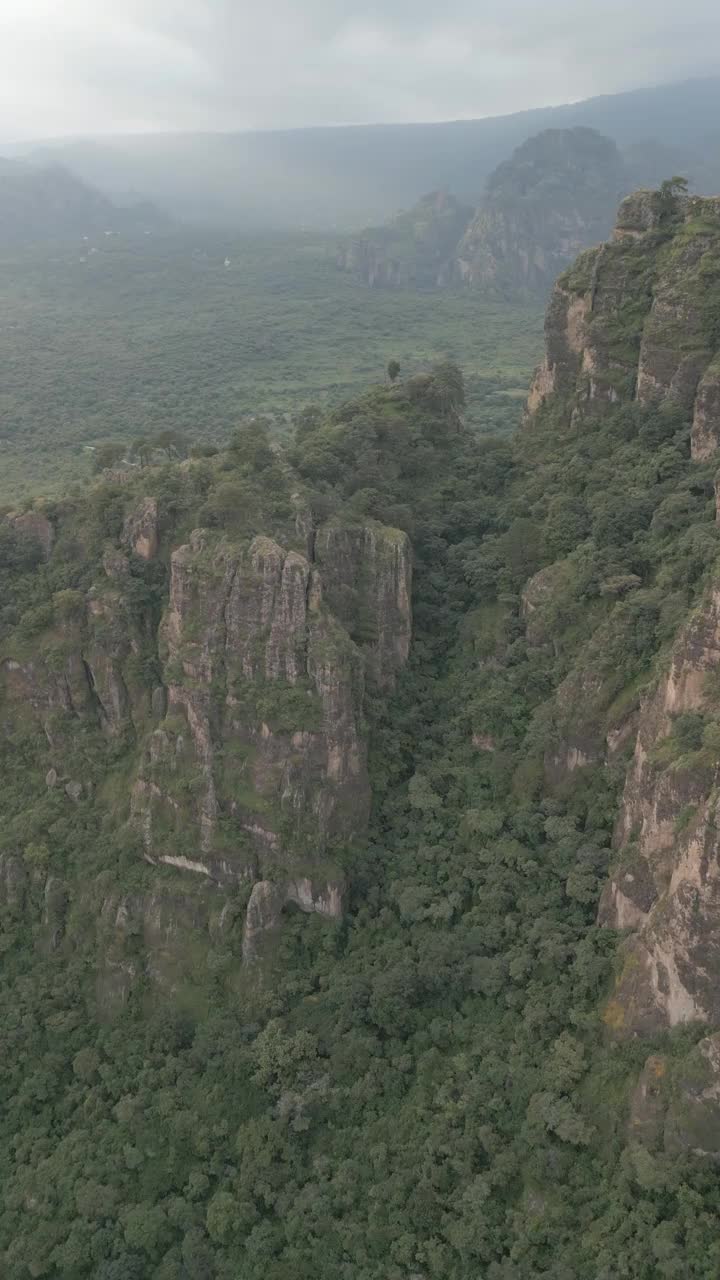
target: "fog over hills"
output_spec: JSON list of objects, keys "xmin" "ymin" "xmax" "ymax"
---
[
  {"xmin": 0, "ymin": 159, "xmax": 169, "ymax": 245},
  {"xmin": 14, "ymin": 75, "xmax": 720, "ymax": 230}
]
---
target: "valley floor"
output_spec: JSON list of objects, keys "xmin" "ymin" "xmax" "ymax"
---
[{"xmin": 0, "ymin": 229, "xmax": 542, "ymax": 502}]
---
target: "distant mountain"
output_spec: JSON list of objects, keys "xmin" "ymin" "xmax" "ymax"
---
[
  {"xmin": 453, "ymin": 128, "xmax": 626, "ymax": 296},
  {"xmin": 338, "ymin": 123, "xmax": 720, "ymax": 299},
  {"xmin": 337, "ymin": 128, "xmax": 627, "ymax": 297},
  {"xmin": 336, "ymin": 189, "xmax": 472, "ymax": 288},
  {"xmin": 17, "ymin": 75, "xmax": 720, "ymax": 230},
  {"xmin": 0, "ymin": 161, "xmax": 169, "ymax": 246}
]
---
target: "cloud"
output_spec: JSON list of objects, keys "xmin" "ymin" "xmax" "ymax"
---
[{"xmin": 1, "ymin": 0, "xmax": 720, "ymax": 139}]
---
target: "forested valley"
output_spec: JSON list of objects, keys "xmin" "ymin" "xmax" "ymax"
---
[{"xmin": 3, "ymin": 182, "xmax": 720, "ymax": 1278}]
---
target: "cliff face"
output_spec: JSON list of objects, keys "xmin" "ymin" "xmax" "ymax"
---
[
  {"xmin": 519, "ymin": 186, "xmax": 720, "ymax": 1146},
  {"xmin": 337, "ymin": 129, "xmax": 663, "ymax": 299},
  {"xmin": 600, "ymin": 585, "xmax": 720, "ymax": 1034},
  {"xmin": 525, "ymin": 189, "xmax": 720, "ymax": 1045},
  {"xmin": 336, "ymin": 189, "xmax": 472, "ymax": 288},
  {"xmin": 0, "ymin": 494, "xmax": 412, "ymax": 977},
  {"xmin": 527, "ymin": 190, "xmax": 720, "ymax": 439},
  {"xmin": 453, "ymin": 128, "xmax": 626, "ymax": 297}
]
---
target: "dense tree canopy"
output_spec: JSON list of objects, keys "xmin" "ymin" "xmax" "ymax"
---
[{"xmin": 1, "ymin": 364, "xmax": 719, "ymax": 1279}]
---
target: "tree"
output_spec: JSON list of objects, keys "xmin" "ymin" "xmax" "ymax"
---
[
  {"xmin": 93, "ymin": 442, "xmax": 125, "ymax": 474},
  {"xmin": 387, "ymin": 359, "xmax": 401, "ymax": 383},
  {"xmin": 132, "ymin": 437, "xmax": 152, "ymax": 468},
  {"xmin": 153, "ymin": 429, "xmax": 188, "ymax": 460},
  {"xmin": 655, "ymin": 176, "xmax": 688, "ymax": 224}
]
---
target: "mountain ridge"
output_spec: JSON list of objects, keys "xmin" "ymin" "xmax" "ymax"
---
[{"xmin": 16, "ymin": 75, "xmax": 720, "ymax": 229}]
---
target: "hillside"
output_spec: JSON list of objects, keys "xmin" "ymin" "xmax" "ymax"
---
[
  {"xmin": 0, "ymin": 161, "xmax": 168, "ymax": 246},
  {"xmin": 453, "ymin": 127, "xmax": 626, "ymax": 295},
  {"xmin": 20, "ymin": 75, "xmax": 720, "ymax": 230},
  {"xmin": 336, "ymin": 189, "xmax": 472, "ymax": 288},
  {"xmin": 337, "ymin": 126, "xmax": 717, "ymax": 299},
  {"xmin": 5, "ymin": 190, "xmax": 720, "ymax": 1277}
]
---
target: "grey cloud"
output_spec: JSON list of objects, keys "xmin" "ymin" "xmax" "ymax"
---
[{"xmin": 2, "ymin": 0, "xmax": 720, "ymax": 139}]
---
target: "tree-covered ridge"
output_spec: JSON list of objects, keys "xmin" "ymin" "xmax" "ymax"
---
[{"xmin": 4, "ymin": 196, "xmax": 720, "ymax": 1278}]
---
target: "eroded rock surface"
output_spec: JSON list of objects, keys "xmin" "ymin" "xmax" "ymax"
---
[
  {"xmin": 525, "ymin": 192, "xmax": 720, "ymax": 443},
  {"xmin": 601, "ymin": 584, "xmax": 720, "ymax": 1034},
  {"xmin": 122, "ymin": 497, "xmax": 159, "ymax": 560},
  {"xmin": 1, "ymin": 489, "xmax": 412, "ymax": 975}
]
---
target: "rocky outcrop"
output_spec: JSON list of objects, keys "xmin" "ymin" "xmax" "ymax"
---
[
  {"xmin": 613, "ymin": 190, "xmax": 662, "ymax": 241},
  {"xmin": 628, "ymin": 1054, "xmax": 668, "ymax": 1148},
  {"xmin": 525, "ymin": 283, "xmax": 591, "ymax": 417},
  {"xmin": 627, "ymin": 1038, "xmax": 720, "ymax": 1160},
  {"xmin": 124, "ymin": 518, "xmax": 410, "ymax": 955},
  {"xmin": 635, "ymin": 217, "xmax": 719, "ymax": 413},
  {"xmin": 132, "ymin": 530, "xmax": 369, "ymax": 891},
  {"xmin": 525, "ymin": 190, "xmax": 720, "ymax": 439},
  {"xmin": 522, "ymin": 561, "xmax": 576, "ymax": 645},
  {"xmin": 692, "ymin": 355, "xmax": 720, "ymax": 461},
  {"xmin": 85, "ymin": 583, "xmax": 147, "ymax": 736},
  {"xmin": 122, "ymin": 497, "xmax": 159, "ymax": 560},
  {"xmin": 1, "ymin": 490, "xmax": 412, "ymax": 972},
  {"xmin": 1, "ymin": 640, "xmax": 98, "ymax": 745},
  {"xmin": 242, "ymin": 875, "xmax": 344, "ymax": 960},
  {"xmin": 315, "ymin": 522, "xmax": 412, "ymax": 689},
  {"xmin": 337, "ymin": 238, "xmax": 410, "ymax": 289},
  {"xmin": 337, "ymin": 189, "xmax": 472, "ymax": 289},
  {"xmin": 600, "ymin": 584, "xmax": 720, "ymax": 1034},
  {"xmin": 522, "ymin": 186, "xmax": 720, "ymax": 1141},
  {"xmin": 453, "ymin": 128, "xmax": 625, "ymax": 297},
  {"xmin": 664, "ymin": 1033, "xmax": 720, "ymax": 1157}
]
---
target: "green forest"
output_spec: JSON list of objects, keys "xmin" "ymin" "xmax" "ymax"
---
[
  {"xmin": 0, "ymin": 230, "xmax": 541, "ymax": 503},
  {"xmin": 3, "ymin": 334, "xmax": 720, "ymax": 1277},
  {"xmin": 5, "ymin": 171, "xmax": 720, "ymax": 1280}
]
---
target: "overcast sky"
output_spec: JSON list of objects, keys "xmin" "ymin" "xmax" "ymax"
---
[{"xmin": 2, "ymin": 0, "xmax": 720, "ymax": 140}]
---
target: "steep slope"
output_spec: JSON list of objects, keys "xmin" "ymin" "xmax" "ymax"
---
[
  {"xmin": 526, "ymin": 187, "xmax": 720, "ymax": 434},
  {"xmin": 0, "ymin": 448, "xmax": 412, "ymax": 987},
  {"xmin": 0, "ymin": 160, "xmax": 168, "ymax": 245},
  {"xmin": 338, "ymin": 128, "xmax": 702, "ymax": 300},
  {"xmin": 337, "ymin": 129, "xmax": 625, "ymax": 296},
  {"xmin": 7, "ymin": 215, "xmax": 720, "ymax": 1276},
  {"xmin": 336, "ymin": 189, "xmax": 472, "ymax": 288},
  {"xmin": 453, "ymin": 128, "xmax": 626, "ymax": 296},
  {"xmin": 521, "ymin": 184, "xmax": 720, "ymax": 1142}
]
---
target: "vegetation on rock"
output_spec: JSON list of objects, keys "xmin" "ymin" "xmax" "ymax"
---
[{"xmin": 5, "ymin": 193, "xmax": 720, "ymax": 1278}]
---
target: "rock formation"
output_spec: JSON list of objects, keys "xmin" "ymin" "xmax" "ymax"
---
[
  {"xmin": 0, "ymin": 490, "xmax": 412, "ymax": 973},
  {"xmin": 336, "ymin": 189, "xmax": 472, "ymax": 288},
  {"xmin": 522, "ymin": 186, "xmax": 720, "ymax": 1136},
  {"xmin": 600, "ymin": 583, "xmax": 720, "ymax": 1034},
  {"xmin": 451, "ymin": 128, "xmax": 626, "ymax": 297},
  {"xmin": 526, "ymin": 190, "xmax": 720, "ymax": 434}
]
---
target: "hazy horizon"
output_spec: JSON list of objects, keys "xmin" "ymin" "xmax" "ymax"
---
[
  {"xmin": 2, "ymin": 1, "xmax": 720, "ymax": 142},
  {"xmin": 1, "ymin": 74, "xmax": 711, "ymax": 150}
]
